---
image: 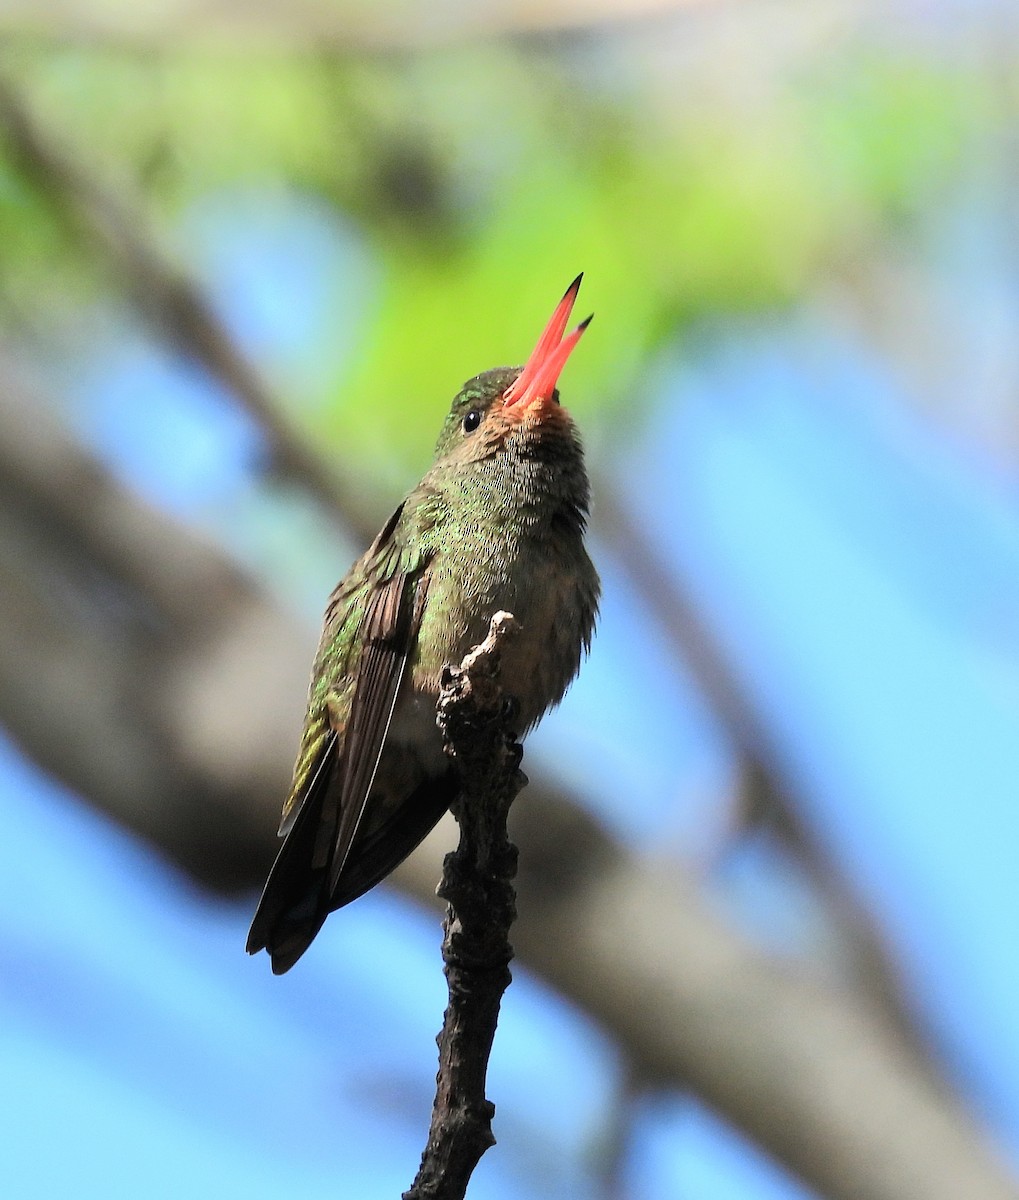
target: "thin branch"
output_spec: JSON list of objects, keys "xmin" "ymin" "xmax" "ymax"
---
[
  {"xmin": 406, "ymin": 613, "xmax": 525, "ymax": 1200},
  {"xmin": 442, "ymin": 786, "xmax": 1019, "ymax": 1200}
]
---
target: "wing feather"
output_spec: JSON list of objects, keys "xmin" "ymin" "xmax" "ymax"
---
[
  {"xmin": 325, "ymin": 570, "xmax": 420, "ymax": 893},
  {"xmin": 247, "ymin": 503, "xmax": 435, "ymax": 973}
]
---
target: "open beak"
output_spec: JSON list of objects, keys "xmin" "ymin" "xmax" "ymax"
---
[{"xmin": 503, "ymin": 274, "xmax": 593, "ymax": 410}]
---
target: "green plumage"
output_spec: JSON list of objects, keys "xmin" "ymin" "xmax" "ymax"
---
[{"xmin": 248, "ymin": 344, "xmax": 599, "ymax": 975}]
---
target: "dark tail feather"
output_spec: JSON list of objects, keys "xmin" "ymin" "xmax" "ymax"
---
[
  {"xmin": 247, "ymin": 769, "xmax": 457, "ymax": 974},
  {"xmin": 327, "ymin": 771, "xmax": 455, "ymax": 910},
  {"xmin": 246, "ymin": 774, "xmax": 337, "ymax": 974}
]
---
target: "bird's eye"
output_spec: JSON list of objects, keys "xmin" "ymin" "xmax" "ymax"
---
[{"xmin": 462, "ymin": 410, "xmax": 482, "ymax": 434}]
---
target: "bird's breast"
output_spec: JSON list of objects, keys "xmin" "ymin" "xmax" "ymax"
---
[{"xmin": 411, "ymin": 526, "xmax": 592, "ymax": 730}]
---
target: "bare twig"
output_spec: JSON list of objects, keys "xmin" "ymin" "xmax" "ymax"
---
[{"xmin": 405, "ymin": 613, "xmax": 526, "ymax": 1200}]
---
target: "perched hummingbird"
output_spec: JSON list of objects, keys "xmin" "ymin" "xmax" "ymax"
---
[{"xmin": 247, "ymin": 276, "xmax": 600, "ymax": 973}]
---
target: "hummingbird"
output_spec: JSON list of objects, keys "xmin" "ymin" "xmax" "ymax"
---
[{"xmin": 246, "ymin": 276, "xmax": 600, "ymax": 973}]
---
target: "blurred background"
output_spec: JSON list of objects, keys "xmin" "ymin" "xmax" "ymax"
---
[{"xmin": 2, "ymin": 2, "xmax": 1019, "ymax": 1198}]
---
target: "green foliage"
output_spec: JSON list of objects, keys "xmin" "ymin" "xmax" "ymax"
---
[
  {"xmin": 0, "ymin": 40, "xmax": 990, "ymax": 490},
  {"xmin": 804, "ymin": 50, "xmax": 985, "ymax": 225}
]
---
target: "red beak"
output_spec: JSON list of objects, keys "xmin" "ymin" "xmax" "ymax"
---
[{"xmin": 503, "ymin": 274, "xmax": 592, "ymax": 409}]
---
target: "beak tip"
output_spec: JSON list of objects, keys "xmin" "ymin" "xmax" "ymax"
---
[{"xmin": 504, "ymin": 277, "xmax": 590, "ymax": 408}]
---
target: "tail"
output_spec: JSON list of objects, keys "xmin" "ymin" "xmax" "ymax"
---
[
  {"xmin": 246, "ymin": 767, "xmax": 456, "ymax": 974},
  {"xmin": 245, "ymin": 779, "xmax": 336, "ymax": 974}
]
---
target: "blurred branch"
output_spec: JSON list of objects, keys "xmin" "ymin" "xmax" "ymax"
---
[
  {"xmin": 0, "ymin": 353, "xmax": 309, "ymax": 888},
  {"xmin": 492, "ymin": 788, "xmax": 1019, "ymax": 1200},
  {"xmin": 0, "ymin": 74, "xmax": 377, "ymax": 547},
  {"xmin": 0, "ymin": 362, "xmax": 1015, "ymax": 1200},
  {"xmin": 593, "ymin": 479, "xmax": 930, "ymax": 1057},
  {"xmin": 406, "ymin": 614, "xmax": 524, "ymax": 1200},
  {"xmin": 827, "ymin": 248, "xmax": 1019, "ymax": 468},
  {"xmin": 0, "ymin": 0, "xmax": 715, "ymax": 50},
  {"xmin": 591, "ymin": 1064, "xmax": 641, "ymax": 1199}
]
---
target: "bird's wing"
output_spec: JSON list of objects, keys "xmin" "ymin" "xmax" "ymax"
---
[
  {"xmin": 247, "ymin": 502, "xmax": 434, "ymax": 972},
  {"xmin": 325, "ymin": 564, "xmax": 428, "ymax": 894},
  {"xmin": 276, "ymin": 501, "xmax": 411, "ymax": 840}
]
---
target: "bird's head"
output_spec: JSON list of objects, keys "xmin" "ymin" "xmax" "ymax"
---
[{"xmin": 432, "ymin": 275, "xmax": 592, "ymax": 468}]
